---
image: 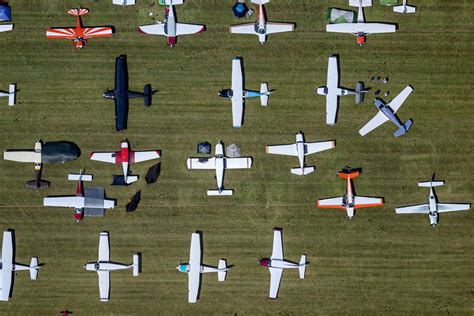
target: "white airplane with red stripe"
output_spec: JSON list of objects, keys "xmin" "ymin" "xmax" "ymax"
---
[
  {"xmin": 90, "ymin": 140, "xmax": 160, "ymax": 185},
  {"xmin": 317, "ymin": 167, "xmax": 384, "ymax": 219},
  {"xmin": 229, "ymin": 0, "xmax": 295, "ymax": 45}
]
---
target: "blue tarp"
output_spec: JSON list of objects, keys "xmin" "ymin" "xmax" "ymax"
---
[{"xmin": 0, "ymin": 5, "xmax": 11, "ymax": 22}]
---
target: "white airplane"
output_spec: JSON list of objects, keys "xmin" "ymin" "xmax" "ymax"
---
[
  {"xmin": 43, "ymin": 172, "xmax": 116, "ymax": 223},
  {"xmin": 138, "ymin": 0, "xmax": 205, "ymax": 47},
  {"xmin": 395, "ymin": 175, "xmax": 470, "ymax": 226},
  {"xmin": 316, "ymin": 55, "xmax": 367, "ymax": 125},
  {"xmin": 393, "ymin": 0, "xmax": 416, "ymax": 13},
  {"xmin": 0, "ymin": 83, "xmax": 16, "ymax": 106},
  {"xmin": 259, "ymin": 228, "xmax": 307, "ymax": 299},
  {"xmin": 112, "ymin": 0, "xmax": 135, "ymax": 5},
  {"xmin": 218, "ymin": 57, "xmax": 271, "ymax": 128},
  {"xmin": 266, "ymin": 131, "xmax": 335, "ymax": 176},
  {"xmin": 229, "ymin": 0, "xmax": 295, "ymax": 44},
  {"xmin": 0, "ymin": 230, "xmax": 40, "ymax": 301},
  {"xmin": 84, "ymin": 232, "xmax": 140, "ymax": 302},
  {"xmin": 326, "ymin": 0, "xmax": 396, "ymax": 45},
  {"xmin": 317, "ymin": 167, "xmax": 384, "ymax": 219},
  {"xmin": 359, "ymin": 86, "xmax": 413, "ymax": 137},
  {"xmin": 187, "ymin": 141, "xmax": 252, "ymax": 196},
  {"xmin": 177, "ymin": 232, "xmax": 229, "ymax": 303},
  {"xmin": 90, "ymin": 140, "xmax": 161, "ymax": 185}
]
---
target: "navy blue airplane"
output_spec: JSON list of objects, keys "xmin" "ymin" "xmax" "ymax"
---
[{"xmin": 103, "ymin": 55, "xmax": 152, "ymax": 131}]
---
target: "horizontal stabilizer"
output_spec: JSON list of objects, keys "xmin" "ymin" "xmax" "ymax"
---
[
  {"xmin": 26, "ymin": 180, "xmax": 50, "ymax": 189},
  {"xmin": 218, "ymin": 259, "xmax": 228, "ymax": 281},
  {"xmin": 30, "ymin": 257, "xmax": 39, "ymax": 280},
  {"xmin": 393, "ymin": 5, "xmax": 416, "ymax": 13},
  {"xmin": 0, "ymin": 24, "xmax": 13, "ymax": 32},
  {"xmin": 298, "ymin": 255, "xmax": 307, "ymax": 279},
  {"xmin": 393, "ymin": 119, "xmax": 413, "ymax": 137},
  {"xmin": 355, "ymin": 82, "xmax": 366, "ymax": 104},
  {"xmin": 144, "ymin": 84, "xmax": 152, "ymax": 107},
  {"xmin": 291, "ymin": 167, "xmax": 315, "ymax": 176},
  {"xmin": 260, "ymin": 82, "xmax": 269, "ymax": 106},
  {"xmin": 207, "ymin": 189, "xmax": 233, "ymax": 196},
  {"xmin": 132, "ymin": 254, "xmax": 140, "ymax": 276},
  {"xmin": 113, "ymin": 0, "xmax": 136, "ymax": 5},
  {"xmin": 68, "ymin": 173, "xmax": 93, "ymax": 181},
  {"xmin": 349, "ymin": 0, "xmax": 372, "ymax": 7},
  {"xmin": 8, "ymin": 84, "xmax": 16, "ymax": 106},
  {"xmin": 338, "ymin": 171, "xmax": 360, "ymax": 179},
  {"xmin": 418, "ymin": 180, "xmax": 444, "ymax": 187},
  {"xmin": 112, "ymin": 175, "xmax": 138, "ymax": 186},
  {"xmin": 251, "ymin": 0, "xmax": 270, "ymax": 4},
  {"xmin": 67, "ymin": 8, "xmax": 89, "ymax": 16},
  {"xmin": 165, "ymin": 0, "xmax": 184, "ymax": 4}
]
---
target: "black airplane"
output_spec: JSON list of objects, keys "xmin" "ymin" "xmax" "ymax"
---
[{"xmin": 103, "ymin": 55, "xmax": 153, "ymax": 131}]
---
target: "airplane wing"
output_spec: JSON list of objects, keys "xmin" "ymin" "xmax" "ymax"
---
[
  {"xmin": 266, "ymin": 144, "xmax": 297, "ymax": 156},
  {"xmin": 138, "ymin": 23, "xmax": 166, "ymax": 36},
  {"xmin": 317, "ymin": 197, "xmax": 344, "ymax": 209},
  {"xmin": 231, "ymin": 58, "xmax": 244, "ymax": 128},
  {"xmin": 133, "ymin": 150, "xmax": 160, "ymax": 163},
  {"xmin": 326, "ymin": 56, "xmax": 339, "ymax": 125},
  {"xmin": 0, "ymin": 268, "xmax": 12, "ymax": 301},
  {"xmin": 387, "ymin": 86, "xmax": 414, "ymax": 113},
  {"xmin": 305, "ymin": 141, "xmax": 335, "ymax": 155},
  {"xmin": 176, "ymin": 23, "xmax": 205, "ymax": 36},
  {"xmin": 225, "ymin": 157, "xmax": 252, "ymax": 169},
  {"xmin": 188, "ymin": 232, "xmax": 201, "ymax": 303},
  {"xmin": 229, "ymin": 23, "xmax": 256, "ymax": 35},
  {"xmin": 326, "ymin": 23, "xmax": 396, "ymax": 35},
  {"xmin": 3, "ymin": 151, "xmax": 40, "ymax": 163},
  {"xmin": 1, "ymin": 232, "xmax": 13, "ymax": 269},
  {"xmin": 359, "ymin": 111, "xmax": 390, "ymax": 136},
  {"xmin": 395, "ymin": 204, "xmax": 429, "ymax": 214},
  {"xmin": 83, "ymin": 27, "xmax": 114, "ymax": 38},
  {"xmin": 437, "ymin": 203, "xmax": 470, "ymax": 213},
  {"xmin": 265, "ymin": 22, "xmax": 294, "ymax": 34},
  {"xmin": 46, "ymin": 27, "xmax": 77, "ymax": 39},
  {"xmin": 354, "ymin": 196, "xmax": 384, "ymax": 209},
  {"xmin": 270, "ymin": 229, "xmax": 283, "ymax": 260},
  {"xmin": 0, "ymin": 24, "xmax": 13, "ymax": 33},
  {"xmin": 187, "ymin": 157, "xmax": 216, "ymax": 170},
  {"xmin": 97, "ymin": 270, "xmax": 110, "ymax": 302},
  {"xmin": 43, "ymin": 196, "xmax": 84, "ymax": 208},
  {"xmin": 268, "ymin": 268, "xmax": 283, "ymax": 299},
  {"xmin": 0, "ymin": 232, "xmax": 13, "ymax": 301},
  {"xmin": 98, "ymin": 232, "xmax": 110, "ymax": 262},
  {"xmin": 90, "ymin": 152, "xmax": 117, "ymax": 164}
]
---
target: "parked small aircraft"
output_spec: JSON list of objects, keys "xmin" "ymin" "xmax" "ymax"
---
[
  {"xmin": 259, "ymin": 228, "xmax": 307, "ymax": 299},
  {"xmin": 46, "ymin": 8, "xmax": 113, "ymax": 49},
  {"xmin": 0, "ymin": 230, "xmax": 40, "ymax": 301},
  {"xmin": 316, "ymin": 55, "xmax": 367, "ymax": 125},
  {"xmin": 230, "ymin": 0, "xmax": 295, "ymax": 44},
  {"xmin": 90, "ymin": 140, "xmax": 161, "ymax": 185},
  {"xmin": 138, "ymin": 0, "xmax": 205, "ymax": 47},
  {"xmin": 0, "ymin": 83, "xmax": 16, "ymax": 106},
  {"xmin": 103, "ymin": 55, "xmax": 153, "ymax": 132},
  {"xmin": 393, "ymin": 0, "xmax": 416, "ymax": 13},
  {"xmin": 359, "ymin": 86, "xmax": 413, "ymax": 137},
  {"xmin": 317, "ymin": 167, "xmax": 384, "ymax": 219},
  {"xmin": 395, "ymin": 175, "xmax": 470, "ymax": 226},
  {"xmin": 43, "ymin": 172, "xmax": 116, "ymax": 223},
  {"xmin": 187, "ymin": 141, "xmax": 252, "ymax": 196},
  {"xmin": 326, "ymin": 0, "xmax": 396, "ymax": 45},
  {"xmin": 177, "ymin": 232, "xmax": 230, "ymax": 303},
  {"xmin": 266, "ymin": 131, "xmax": 335, "ymax": 176},
  {"xmin": 218, "ymin": 57, "xmax": 271, "ymax": 128},
  {"xmin": 84, "ymin": 232, "xmax": 140, "ymax": 302}
]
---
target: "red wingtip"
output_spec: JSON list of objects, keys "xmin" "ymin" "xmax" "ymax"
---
[
  {"xmin": 198, "ymin": 26, "xmax": 206, "ymax": 34},
  {"xmin": 89, "ymin": 152, "xmax": 94, "ymax": 159},
  {"xmin": 156, "ymin": 150, "xmax": 161, "ymax": 157}
]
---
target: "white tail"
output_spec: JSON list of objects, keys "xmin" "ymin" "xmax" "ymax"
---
[
  {"xmin": 207, "ymin": 189, "xmax": 233, "ymax": 196},
  {"xmin": 68, "ymin": 173, "xmax": 93, "ymax": 181},
  {"xmin": 349, "ymin": 0, "xmax": 372, "ymax": 7},
  {"xmin": 393, "ymin": 4, "xmax": 416, "ymax": 14},
  {"xmin": 8, "ymin": 84, "xmax": 16, "ymax": 106},
  {"xmin": 30, "ymin": 257, "xmax": 39, "ymax": 280},
  {"xmin": 291, "ymin": 167, "xmax": 315, "ymax": 176},
  {"xmin": 251, "ymin": 0, "xmax": 270, "ymax": 5},
  {"xmin": 298, "ymin": 255, "xmax": 307, "ymax": 279},
  {"xmin": 418, "ymin": 180, "xmax": 444, "ymax": 188},
  {"xmin": 217, "ymin": 259, "xmax": 228, "ymax": 282},
  {"xmin": 132, "ymin": 254, "xmax": 140, "ymax": 276},
  {"xmin": 260, "ymin": 83, "xmax": 270, "ymax": 106}
]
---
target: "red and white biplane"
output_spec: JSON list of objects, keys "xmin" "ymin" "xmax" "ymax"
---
[{"xmin": 46, "ymin": 8, "xmax": 114, "ymax": 49}]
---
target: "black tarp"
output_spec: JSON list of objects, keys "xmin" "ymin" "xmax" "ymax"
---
[
  {"xmin": 126, "ymin": 190, "xmax": 141, "ymax": 212},
  {"xmin": 42, "ymin": 141, "xmax": 80, "ymax": 163},
  {"xmin": 145, "ymin": 162, "xmax": 161, "ymax": 184}
]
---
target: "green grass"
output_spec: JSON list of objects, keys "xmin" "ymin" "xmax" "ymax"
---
[{"xmin": 0, "ymin": 0, "xmax": 473, "ymax": 314}]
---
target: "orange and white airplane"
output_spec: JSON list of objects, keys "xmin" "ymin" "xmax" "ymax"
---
[
  {"xmin": 46, "ymin": 8, "xmax": 114, "ymax": 49},
  {"xmin": 317, "ymin": 167, "xmax": 384, "ymax": 219}
]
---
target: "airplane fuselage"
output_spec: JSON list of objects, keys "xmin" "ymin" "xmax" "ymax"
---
[
  {"xmin": 85, "ymin": 262, "xmax": 131, "ymax": 272},
  {"xmin": 214, "ymin": 144, "xmax": 225, "ymax": 192},
  {"xmin": 255, "ymin": 4, "xmax": 267, "ymax": 43},
  {"xmin": 295, "ymin": 132, "xmax": 306, "ymax": 171},
  {"xmin": 375, "ymin": 99, "xmax": 403, "ymax": 129},
  {"xmin": 259, "ymin": 258, "xmax": 298, "ymax": 269},
  {"xmin": 342, "ymin": 176, "xmax": 356, "ymax": 218},
  {"xmin": 428, "ymin": 186, "xmax": 439, "ymax": 225},
  {"xmin": 164, "ymin": 5, "xmax": 177, "ymax": 46}
]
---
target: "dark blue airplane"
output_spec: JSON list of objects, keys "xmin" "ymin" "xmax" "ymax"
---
[{"xmin": 103, "ymin": 55, "xmax": 152, "ymax": 131}]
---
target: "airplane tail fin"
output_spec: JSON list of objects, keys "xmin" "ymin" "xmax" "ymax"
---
[
  {"xmin": 355, "ymin": 82, "xmax": 367, "ymax": 104},
  {"xmin": 338, "ymin": 170, "xmax": 360, "ymax": 179},
  {"xmin": 349, "ymin": 0, "xmax": 372, "ymax": 7},
  {"xmin": 251, "ymin": 0, "xmax": 270, "ymax": 5},
  {"xmin": 418, "ymin": 180, "xmax": 444, "ymax": 188},
  {"xmin": 26, "ymin": 179, "xmax": 50, "ymax": 189},
  {"xmin": 29, "ymin": 257, "xmax": 40, "ymax": 280},
  {"xmin": 217, "ymin": 259, "xmax": 228, "ymax": 282},
  {"xmin": 8, "ymin": 84, "xmax": 16, "ymax": 106},
  {"xmin": 298, "ymin": 255, "xmax": 307, "ymax": 279},
  {"xmin": 291, "ymin": 167, "xmax": 315, "ymax": 176},
  {"xmin": 67, "ymin": 8, "xmax": 89, "ymax": 16},
  {"xmin": 68, "ymin": 173, "xmax": 93, "ymax": 181},
  {"xmin": 143, "ymin": 84, "xmax": 152, "ymax": 107},
  {"xmin": 393, "ymin": 4, "xmax": 416, "ymax": 13},
  {"xmin": 259, "ymin": 82, "xmax": 270, "ymax": 106},
  {"xmin": 207, "ymin": 189, "xmax": 233, "ymax": 196},
  {"xmin": 132, "ymin": 254, "xmax": 140, "ymax": 276},
  {"xmin": 393, "ymin": 119, "xmax": 413, "ymax": 137}
]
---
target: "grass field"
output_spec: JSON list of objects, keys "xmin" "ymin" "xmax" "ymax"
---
[{"xmin": 0, "ymin": 0, "xmax": 473, "ymax": 314}]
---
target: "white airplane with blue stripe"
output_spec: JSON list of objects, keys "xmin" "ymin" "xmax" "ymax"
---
[{"xmin": 219, "ymin": 57, "xmax": 271, "ymax": 128}]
